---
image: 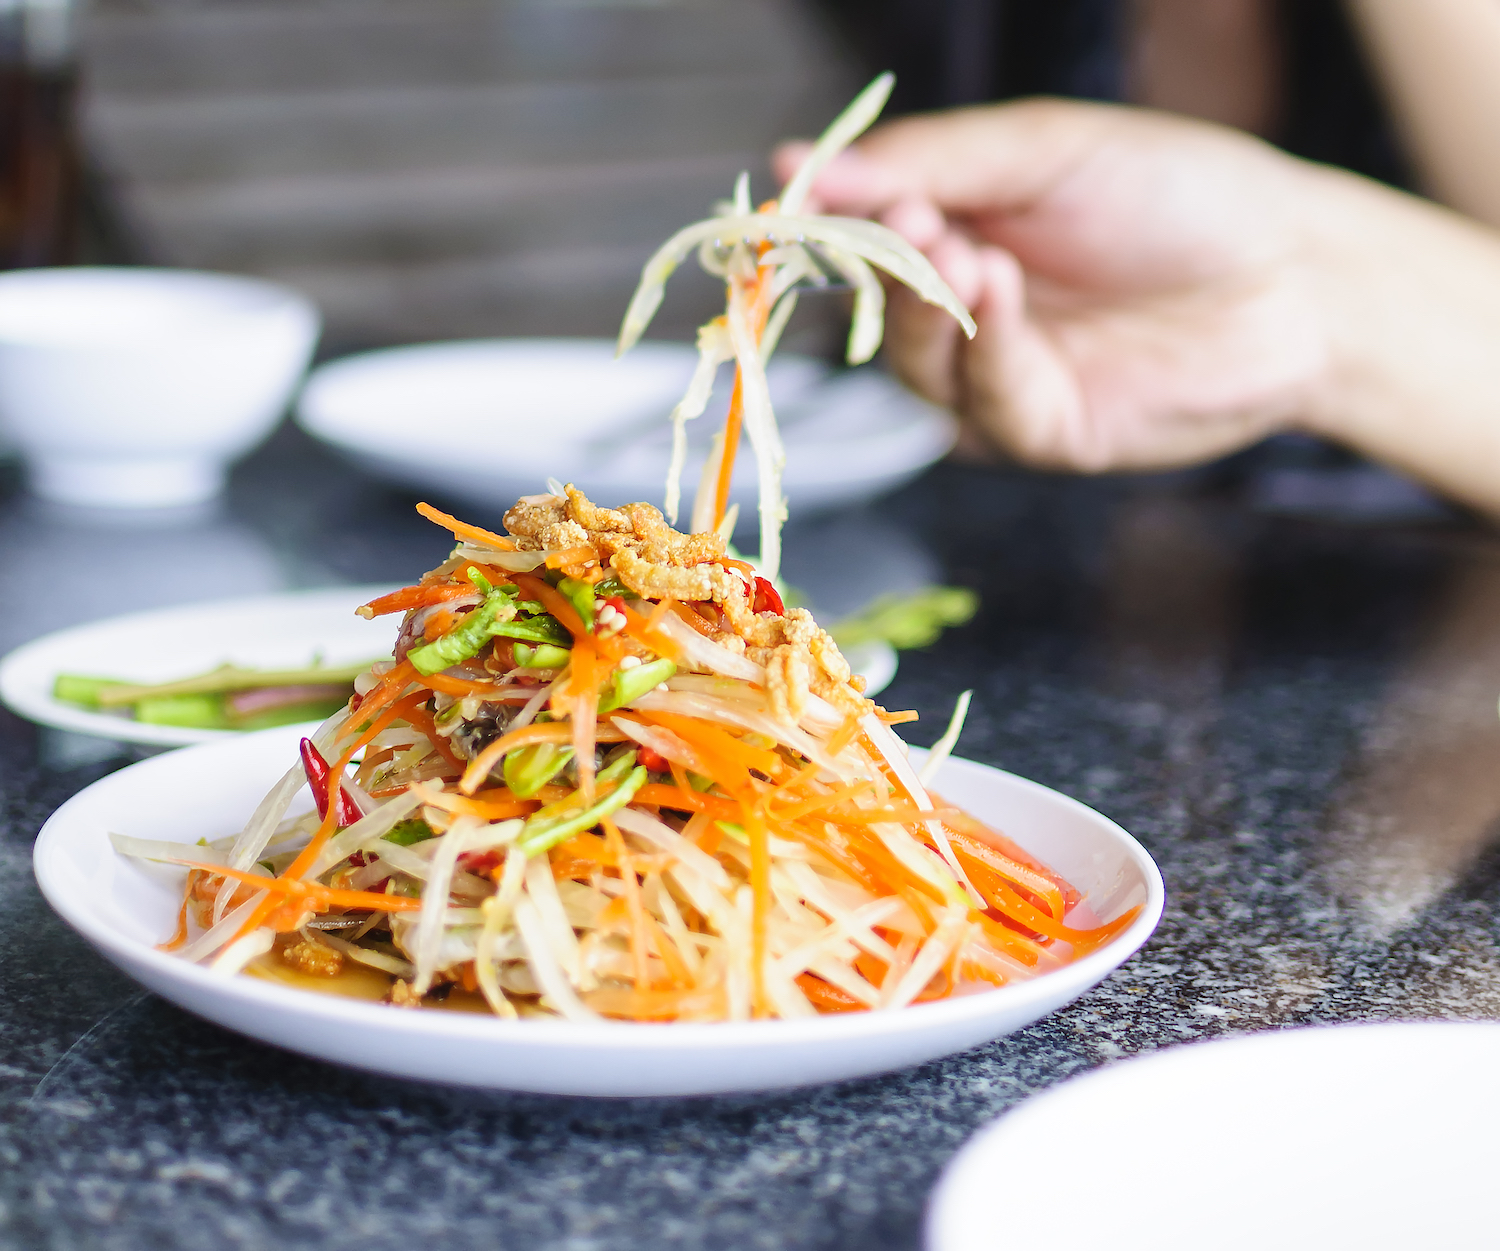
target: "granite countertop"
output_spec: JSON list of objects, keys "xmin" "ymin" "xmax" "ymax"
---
[{"xmin": 3, "ymin": 431, "xmax": 1499, "ymax": 1250}]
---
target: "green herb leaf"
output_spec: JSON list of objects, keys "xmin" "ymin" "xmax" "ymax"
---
[
  {"xmin": 828, "ymin": 586, "xmax": 979, "ymax": 651},
  {"xmin": 383, "ymin": 818, "xmax": 436, "ymax": 847}
]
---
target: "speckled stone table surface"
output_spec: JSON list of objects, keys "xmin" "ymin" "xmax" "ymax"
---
[{"xmin": 3, "ymin": 432, "xmax": 1499, "ymax": 1251}]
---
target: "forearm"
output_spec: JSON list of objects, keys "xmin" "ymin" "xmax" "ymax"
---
[
  {"xmin": 1347, "ymin": 0, "xmax": 1500, "ymax": 228},
  {"xmin": 1301, "ymin": 164, "xmax": 1500, "ymax": 518}
]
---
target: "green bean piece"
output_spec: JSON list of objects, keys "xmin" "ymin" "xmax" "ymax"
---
[
  {"xmin": 516, "ymin": 766, "xmax": 649, "ymax": 856},
  {"xmin": 503, "ymin": 742, "xmax": 575, "ymax": 798},
  {"xmin": 597, "ymin": 658, "xmax": 677, "ymax": 713}
]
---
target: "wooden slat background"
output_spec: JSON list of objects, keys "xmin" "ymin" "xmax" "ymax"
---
[{"xmin": 80, "ymin": 0, "xmax": 859, "ymax": 349}]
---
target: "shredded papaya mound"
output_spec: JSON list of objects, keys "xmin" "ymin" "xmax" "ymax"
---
[{"xmin": 115, "ymin": 487, "xmax": 1139, "ymax": 1023}]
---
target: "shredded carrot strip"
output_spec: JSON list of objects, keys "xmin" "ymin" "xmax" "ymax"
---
[
  {"xmin": 645, "ymin": 597, "xmax": 673, "ymax": 632},
  {"xmin": 635, "ymin": 782, "xmax": 739, "ymax": 821},
  {"xmin": 820, "ymin": 802, "xmax": 958, "ymax": 826},
  {"xmin": 712, "ymin": 369, "xmax": 745, "ymax": 531},
  {"xmin": 682, "ymin": 809, "xmax": 721, "ymax": 854},
  {"xmin": 972, "ymin": 912, "xmax": 1046, "ymax": 966},
  {"xmin": 795, "ymin": 972, "xmax": 865, "ymax": 1014},
  {"xmin": 585, "ymin": 983, "xmax": 726, "ymax": 1022},
  {"xmin": 600, "ymin": 816, "xmax": 653, "ymax": 989},
  {"xmin": 400, "ymin": 701, "xmax": 465, "ymax": 773},
  {"xmin": 742, "ymin": 798, "xmax": 772, "ymax": 1016},
  {"xmin": 415, "ymin": 502, "xmax": 518, "ymax": 551},
  {"xmin": 947, "ymin": 830, "xmax": 1066, "ymax": 922},
  {"xmin": 618, "ymin": 600, "xmax": 682, "ymax": 663},
  {"xmin": 711, "ymin": 267, "xmax": 774, "ymax": 530},
  {"xmin": 177, "ymin": 860, "xmax": 424, "ymax": 915},
  {"xmin": 668, "ymin": 601, "xmax": 720, "ymax": 639},
  {"xmin": 1065, "ymin": 905, "xmax": 1143, "ymax": 957},
  {"xmin": 413, "ymin": 787, "xmax": 536, "ymax": 822},
  {"xmin": 157, "ymin": 878, "xmax": 192, "ymax": 951},
  {"xmin": 637, "ymin": 886, "xmax": 694, "ymax": 988},
  {"xmin": 960, "ymin": 957, "xmax": 1008, "ymax": 989},
  {"xmin": 341, "ymin": 659, "xmax": 417, "ymax": 740},
  {"xmin": 232, "ymin": 689, "xmax": 428, "ymax": 943},
  {"xmin": 545, "ymin": 545, "xmax": 598, "ymax": 569},
  {"xmin": 772, "ymin": 780, "xmax": 873, "ymax": 822},
  {"xmin": 358, "ymin": 583, "xmax": 475, "ymax": 618},
  {"xmin": 877, "ymin": 709, "xmax": 919, "ymax": 725},
  {"xmin": 937, "ymin": 803, "xmax": 1083, "ymax": 911},
  {"xmin": 635, "ymin": 710, "xmax": 780, "ymax": 779},
  {"xmin": 416, "ymin": 672, "xmax": 513, "ymax": 700},
  {"xmin": 827, "ymin": 712, "xmax": 862, "ymax": 755}
]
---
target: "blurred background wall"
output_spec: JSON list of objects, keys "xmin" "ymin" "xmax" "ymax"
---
[
  {"xmin": 73, "ymin": 0, "xmax": 1408, "ymax": 357},
  {"xmin": 77, "ymin": 0, "xmax": 859, "ymax": 352}
]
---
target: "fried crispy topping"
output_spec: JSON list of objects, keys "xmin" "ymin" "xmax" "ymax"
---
[
  {"xmin": 497, "ymin": 485, "xmax": 869, "ymax": 726},
  {"xmin": 281, "ymin": 938, "xmax": 344, "ymax": 977}
]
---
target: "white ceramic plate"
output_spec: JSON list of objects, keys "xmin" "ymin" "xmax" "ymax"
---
[
  {"xmin": 33, "ymin": 728, "xmax": 1163, "ymax": 1096},
  {"xmin": 927, "ymin": 1021, "xmax": 1500, "ymax": 1250},
  {"xmin": 0, "ymin": 586, "xmax": 400, "ymax": 746},
  {"xmin": 295, "ymin": 339, "xmax": 958, "ymax": 517},
  {"xmin": 0, "ymin": 589, "xmax": 899, "ymax": 749}
]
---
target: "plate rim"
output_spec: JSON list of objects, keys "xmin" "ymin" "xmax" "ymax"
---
[
  {"xmin": 295, "ymin": 338, "xmax": 958, "ymax": 499},
  {"xmin": 33, "ymin": 727, "xmax": 1165, "ymax": 1058},
  {"xmin": 0, "ymin": 584, "xmax": 400, "ymax": 746}
]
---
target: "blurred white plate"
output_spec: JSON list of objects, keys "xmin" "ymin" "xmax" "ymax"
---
[
  {"xmin": 0, "ymin": 588, "xmax": 897, "ymax": 749},
  {"xmin": 34, "ymin": 731, "xmax": 1162, "ymax": 1096},
  {"xmin": 295, "ymin": 339, "xmax": 957, "ymax": 516},
  {"xmin": 928, "ymin": 1021, "xmax": 1500, "ymax": 1251},
  {"xmin": 841, "ymin": 638, "xmax": 897, "ymax": 701},
  {"xmin": 0, "ymin": 586, "xmax": 398, "ymax": 747}
]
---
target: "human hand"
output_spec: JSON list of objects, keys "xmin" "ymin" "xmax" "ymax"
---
[{"xmin": 774, "ymin": 100, "xmax": 1333, "ymax": 473}]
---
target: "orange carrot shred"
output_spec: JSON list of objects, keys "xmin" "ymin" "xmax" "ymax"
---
[{"xmin": 415, "ymin": 502, "xmax": 517, "ymax": 551}]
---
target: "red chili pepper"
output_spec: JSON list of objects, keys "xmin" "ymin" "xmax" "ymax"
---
[
  {"xmin": 458, "ymin": 849, "xmax": 505, "ymax": 878},
  {"xmin": 752, "ymin": 577, "xmax": 785, "ymax": 615},
  {"xmin": 637, "ymin": 746, "xmax": 670, "ymax": 773},
  {"xmin": 300, "ymin": 738, "xmax": 363, "ymax": 828}
]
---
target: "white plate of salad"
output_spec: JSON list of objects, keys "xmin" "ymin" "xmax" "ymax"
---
[
  {"xmin": 0, "ymin": 585, "xmax": 400, "ymax": 747},
  {"xmin": 34, "ymin": 724, "xmax": 1162, "ymax": 1095},
  {"xmin": 31, "ymin": 74, "xmax": 1165, "ymax": 1098}
]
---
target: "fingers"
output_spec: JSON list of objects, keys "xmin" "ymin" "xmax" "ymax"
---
[
  {"xmin": 778, "ymin": 99, "xmax": 1115, "ymax": 221},
  {"xmin": 880, "ymin": 221, "xmax": 986, "ymax": 408},
  {"xmin": 957, "ymin": 248, "xmax": 1093, "ymax": 470}
]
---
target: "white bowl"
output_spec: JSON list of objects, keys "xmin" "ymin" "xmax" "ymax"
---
[
  {"xmin": 296, "ymin": 339, "xmax": 956, "ymax": 517},
  {"xmin": 0, "ymin": 267, "xmax": 320, "ymax": 507},
  {"xmin": 33, "ymin": 729, "xmax": 1163, "ymax": 1096}
]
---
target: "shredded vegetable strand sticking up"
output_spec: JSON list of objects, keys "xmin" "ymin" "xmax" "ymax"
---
[{"xmin": 615, "ymin": 73, "xmax": 976, "ymax": 583}]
